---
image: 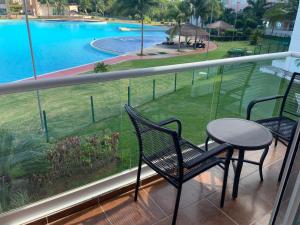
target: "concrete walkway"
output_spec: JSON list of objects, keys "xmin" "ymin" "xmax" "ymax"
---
[{"xmin": 27, "ymin": 41, "xmax": 217, "ymax": 81}]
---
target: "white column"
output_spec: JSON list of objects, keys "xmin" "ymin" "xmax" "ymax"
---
[
  {"xmin": 285, "ymin": 2, "xmax": 300, "ymax": 73},
  {"xmin": 289, "ymin": 2, "xmax": 300, "ymax": 52}
]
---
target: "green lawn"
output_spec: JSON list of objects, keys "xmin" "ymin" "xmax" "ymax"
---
[
  {"xmin": 0, "ymin": 40, "xmax": 288, "ymax": 212},
  {"xmin": 110, "ymin": 41, "xmax": 255, "ymax": 70}
]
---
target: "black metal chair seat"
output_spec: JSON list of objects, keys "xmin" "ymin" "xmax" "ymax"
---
[
  {"xmin": 146, "ymin": 139, "xmax": 223, "ymax": 185},
  {"xmin": 257, "ymin": 116, "xmax": 297, "ymax": 141},
  {"xmin": 125, "ymin": 104, "xmax": 233, "ymax": 225}
]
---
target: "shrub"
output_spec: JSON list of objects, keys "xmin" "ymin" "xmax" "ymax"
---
[
  {"xmin": 250, "ymin": 29, "xmax": 261, "ymax": 45},
  {"xmin": 224, "ymin": 29, "xmax": 235, "ymax": 37},
  {"xmin": 94, "ymin": 62, "xmax": 108, "ymax": 73},
  {"xmin": 45, "ymin": 133, "xmax": 119, "ymax": 180},
  {"xmin": 144, "ymin": 16, "xmax": 152, "ymax": 24}
]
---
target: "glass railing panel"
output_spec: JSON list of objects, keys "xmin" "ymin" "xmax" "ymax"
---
[
  {"xmin": 127, "ymin": 67, "xmax": 218, "ymax": 145},
  {"xmin": 0, "ymin": 91, "xmax": 45, "ymax": 213},
  {"xmin": 154, "ymin": 73, "xmax": 177, "ymax": 98},
  {"xmin": 215, "ymin": 59, "xmax": 288, "ymax": 120},
  {"xmin": 0, "ymin": 80, "xmax": 123, "ymax": 210},
  {"xmin": 129, "ymin": 76, "xmax": 153, "ymax": 107}
]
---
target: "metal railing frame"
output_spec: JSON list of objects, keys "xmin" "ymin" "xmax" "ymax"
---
[{"xmin": 0, "ymin": 51, "xmax": 299, "ymax": 95}]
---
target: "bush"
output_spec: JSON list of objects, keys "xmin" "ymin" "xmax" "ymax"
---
[
  {"xmin": 224, "ymin": 29, "xmax": 235, "ymax": 37},
  {"xmin": 94, "ymin": 62, "xmax": 108, "ymax": 73},
  {"xmin": 44, "ymin": 133, "xmax": 119, "ymax": 180},
  {"xmin": 144, "ymin": 16, "xmax": 152, "ymax": 24},
  {"xmin": 250, "ymin": 29, "xmax": 262, "ymax": 45},
  {"xmin": 210, "ymin": 35, "xmax": 249, "ymax": 41}
]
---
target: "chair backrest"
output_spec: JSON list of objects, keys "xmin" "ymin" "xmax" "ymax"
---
[
  {"xmin": 281, "ymin": 73, "xmax": 300, "ymax": 119},
  {"xmin": 124, "ymin": 104, "xmax": 183, "ymax": 180}
]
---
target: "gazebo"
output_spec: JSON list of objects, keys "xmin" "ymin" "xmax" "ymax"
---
[
  {"xmin": 167, "ymin": 23, "xmax": 209, "ymax": 43},
  {"xmin": 206, "ymin": 20, "xmax": 234, "ymax": 35}
]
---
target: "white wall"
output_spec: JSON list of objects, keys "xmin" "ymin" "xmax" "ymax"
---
[
  {"xmin": 289, "ymin": 2, "xmax": 300, "ymax": 52},
  {"xmin": 278, "ymin": 2, "xmax": 300, "ymax": 73}
]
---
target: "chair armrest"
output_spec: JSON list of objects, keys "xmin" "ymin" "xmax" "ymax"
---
[
  {"xmin": 184, "ymin": 143, "xmax": 233, "ymax": 169},
  {"xmin": 247, "ymin": 95, "xmax": 284, "ymax": 120},
  {"xmin": 158, "ymin": 117, "xmax": 182, "ymax": 137}
]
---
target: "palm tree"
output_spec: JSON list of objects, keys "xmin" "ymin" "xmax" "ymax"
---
[
  {"xmin": 40, "ymin": 0, "xmax": 55, "ymax": 16},
  {"xmin": 54, "ymin": 0, "xmax": 67, "ymax": 15},
  {"xmin": 117, "ymin": 0, "xmax": 159, "ymax": 56},
  {"xmin": 286, "ymin": 0, "xmax": 300, "ymax": 20},
  {"xmin": 189, "ymin": 0, "xmax": 209, "ymax": 46},
  {"xmin": 168, "ymin": 0, "xmax": 192, "ymax": 51},
  {"xmin": 244, "ymin": 0, "xmax": 270, "ymax": 26},
  {"xmin": 207, "ymin": 0, "xmax": 222, "ymax": 22},
  {"xmin": 264, "ymin": 3, "xmax": 287, "ymax": 33},
  {"xmin": 190, "ymin": 0, "xmax": 208, "ymax": 28},
  {"xmin": 79, "ymin": 0, "xmax": 92, "ymax": 14}
]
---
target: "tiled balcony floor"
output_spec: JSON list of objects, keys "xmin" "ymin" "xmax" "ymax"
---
[{"xmin": 51, "ymin": 141, "xmax": 286, "ymax": 225}]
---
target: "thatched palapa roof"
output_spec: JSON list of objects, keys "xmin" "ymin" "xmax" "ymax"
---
[
  {"xmin": 206, "ymin": 20, "xmax": 233, "ymax": 30},
  {"xmin": 167, "ymin": 23, "xmax": 209, "ymax": 37}
]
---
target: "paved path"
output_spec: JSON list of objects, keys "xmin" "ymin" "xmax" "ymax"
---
[{"xmin": 26, "ymin": 42, "xmax": 217, "ymax": 81}]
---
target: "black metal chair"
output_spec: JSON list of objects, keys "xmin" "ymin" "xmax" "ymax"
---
[
  {"xmin": 125, "ymin": 104, "xmax": 233, "ymax": 225},
  {"xmin": 247, "ymin": 72, "xmax": 300, "ymax": 181}
]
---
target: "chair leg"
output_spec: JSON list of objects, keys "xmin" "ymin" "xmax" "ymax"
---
[
  {"xmin": 259, "ymin": 147, "xmax": 269, "ymax": 181},
  {"xmin": 274, "ymin": 136, "xmax": 278, "ymax": 148},
  {"xmin": 221, "ymin": 149, "xmax": 233, "ymax": 208},
  {"xmin": 172, "ymin": 184, "xmax": 182, "ymax": 225},
  {"xmin": 232, "ymin": 160, "xmax": 237, "ymax": 174},
  {"xmin": 278, "ymin": 146, "xmax": 291, "ymax": 182},
  {"xmin": 134, "ymin": 155, "xmax": 142, "ymax": 201},
  {"xmin": 205, "ymin": 136, "xmax": 210, "ymax": 151}
]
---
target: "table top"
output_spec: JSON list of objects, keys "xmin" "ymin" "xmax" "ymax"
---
[{"xmin": 207, "ymin": 118, "xmax": 273, "ymax": 150}]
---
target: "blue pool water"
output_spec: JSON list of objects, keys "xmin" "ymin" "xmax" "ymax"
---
[
  {"xmin": 91, "ymin": 36, "xmax": 166, "ymax": 54},
  {"xmin": 0, "ymin": 20, "xmax": 166, "ymax": 83}
]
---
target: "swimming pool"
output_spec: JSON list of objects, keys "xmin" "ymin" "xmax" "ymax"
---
[
  {"xmin": 0, "ymin": 20, "xmax": 166, "ymax": 83},
  {"xmin": 91, "ymin": 36, "xmax": 166, "ymax": 54}
]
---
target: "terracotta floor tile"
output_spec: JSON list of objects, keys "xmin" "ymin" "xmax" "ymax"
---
[
  {"xmin": 250, "ymin": 211, "xmax": 272, "ymax": 225},
  {"xmin": 207, "ymin": 184, "xmax": 273, "ymax": 225},
  {"xmin": 101, "ymin": 191, "xmax": 165, "ymax": 225},
  {"xmin": 240, "ymin": 160, "xmax": 282, "ymax": 205},
  {"xmin": 245, "ymin": 143, "xmax": 286, "ymax": 168},
  {"xmin": 142, "ymin": 170, "xmax": 219, "ymax": 215},
  {"xmin": 50, "ymin": 205, "xmax": 110, "ymax": 225},
  {"xmin": 154, "ymin": 199, "xmax": 237, "ymax": 225}
]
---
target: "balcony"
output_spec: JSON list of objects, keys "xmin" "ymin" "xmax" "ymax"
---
[
  {"xmin": 0, "ymin": 52, "xmax": 299, "ymax": 224},
  {"xmin": 49, "ymin": 141, "xmax": 285, "ymax": 225}
]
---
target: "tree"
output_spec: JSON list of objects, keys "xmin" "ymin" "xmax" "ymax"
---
[
  {"xmin": 115, "ymin": 0, "xmax": 159, "ymax": 55},
  {"xmin": 149, "ymin": 0, "xmax": 171, "ymax": 22},
  {"xmin": 190, "ymin": 0, "xmax": 209, "ymax": 28},
  {"xmin": 264, "ymin": 3, "xmax": 287, "ymax": 33},
  {"xmin": 92, "ymin": 0, "xmax": 114, "ymax": 16},
  {"xmin": 54, "ymin": 0, "xmax": 67, "ymax": 15},
  {"xmin": 168, "ymin": 0, "xmax": 192, "ymax": 51},
  {"xmin": 8, "ymin": 0, "xmax": 22, "ymax": 15},
  {"xmin": 206, "ymin": 0, "xmax": 222, "ymax": 23},
  {"xmin": 243, "ymin": 0, "xmax": 270, "ymax": 26},
  {"xmin": 79, "ymin": 0, "xmax": 92, "ymax": 14},
  {"xmin": 220, "ymin": 8, "xmax": 236, "ymax": 25},
  {"xmin": 286, "ymin": 0, "xmax": 300, "ymax": 20},
  {"xmin": 189, "ymin": 0, "xmax": 209, "ymax": 46},
  {"xmin": 39, "ymin": 0, "xmax": 56, "ymax": 16}
]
